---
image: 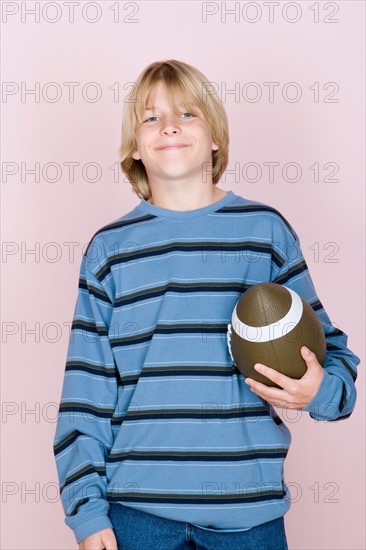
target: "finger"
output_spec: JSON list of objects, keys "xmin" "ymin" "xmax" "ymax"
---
[
  {"xmin": 301, "ymin": 346, "xmax": 314, "ymax": 360},
  {"xmin": 104, "ymin": 534, "xmax": 118, "ymax": 550},
  {"xmin": 253, "ymin": 363, "xmax": 296, "ymax": 391},
  {"xmin": 300, "ymin": 346, "xmax": 323, "ymax": 372},
  {"xmin": 245, "ymin": 378, "xmax": 291, "ymax": 402}
]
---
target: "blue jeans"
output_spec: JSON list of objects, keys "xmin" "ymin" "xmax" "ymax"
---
[{"xmin": 108, "ymin": 503, "xmax": 289, "ymax": 550}]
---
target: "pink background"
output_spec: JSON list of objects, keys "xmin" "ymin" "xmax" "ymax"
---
[{"xmin": 2, "ymin": 1, "xmax": 365, "ymax": 549}]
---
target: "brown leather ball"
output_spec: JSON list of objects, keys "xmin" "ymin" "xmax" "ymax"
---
[{"xmin": 227, "ymin": 283, "xmax": 326, "ymax": 388}]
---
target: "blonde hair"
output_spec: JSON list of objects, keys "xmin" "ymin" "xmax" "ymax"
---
[{"xmin": 118, "ymin": 59, "xmax": 230, "ymax": 200}]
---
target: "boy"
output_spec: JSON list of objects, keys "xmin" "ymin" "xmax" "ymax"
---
[{"xmin": 53, "ymin": 60, "xmax": 360, "ymax": 550}]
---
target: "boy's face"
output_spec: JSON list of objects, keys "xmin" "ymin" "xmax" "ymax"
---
[{"xmin": 132, "ymin": 80, "xmax": 219, "ymax": 184}]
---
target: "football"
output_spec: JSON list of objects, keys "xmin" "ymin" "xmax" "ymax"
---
[{"xmin": 227, "ymin": 282, "xmax": 326, "ymax": 388}]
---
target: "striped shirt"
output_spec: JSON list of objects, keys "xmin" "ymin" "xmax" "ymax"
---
[{"xmin": 53, "ymin": 189, "xmax": 360, "ymax": 544}]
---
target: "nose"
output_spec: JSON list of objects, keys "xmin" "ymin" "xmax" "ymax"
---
[
  {"xmin": 162, "ymin": 127, "xmax": 179, "ymax": 135},
  {"xmin": 159, "ymin": 114, "xmax": 182, "ymax": 134}
]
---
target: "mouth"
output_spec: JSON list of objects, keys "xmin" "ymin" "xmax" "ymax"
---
[{"xmin": 156, "ymin": 144, "xmax": 189, "ymax": 151}]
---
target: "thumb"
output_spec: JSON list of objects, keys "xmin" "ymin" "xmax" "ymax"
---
[
  {"xmin": 102, "ymin": 529, "xmax": 118, "ymax": 550},
  {"xmin": 301, "ymin": 346, "xmax": 321, "ymax": 371}
]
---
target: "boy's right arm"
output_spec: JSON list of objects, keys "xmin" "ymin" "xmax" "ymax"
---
[
  {"xmin": 79, "ymin": 527, "xmax": 118, "ymax": 550},
  {"xmin": 53, "ymin": 248, "xmax": 119, "ymax": 545}
]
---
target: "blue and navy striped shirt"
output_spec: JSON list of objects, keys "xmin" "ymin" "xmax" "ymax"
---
[{"xmin": 53, "ymin": 190, "xmax": 360, "ymax": 544}]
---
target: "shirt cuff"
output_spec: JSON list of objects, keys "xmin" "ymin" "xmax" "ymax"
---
[
  {"xmin": 72, "ymin": 514, "xmax": 114, "ymax": 545},
  {"xmin": 300, "ymin": 369, "xmax": 342, "ymax": 421}
]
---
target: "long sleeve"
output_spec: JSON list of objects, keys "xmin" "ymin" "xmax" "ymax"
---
[
  {"xmin": 53, "ymin": 249, "xmax": 118, "ymax": 544},
  {"xmin": 271, "ymin": 218, "xmax": 360, "ymax": 422}
]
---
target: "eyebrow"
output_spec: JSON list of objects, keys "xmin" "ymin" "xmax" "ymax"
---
[{"xmin": 144, "ymin": 102, "xmax": 198, "ymax": 111}]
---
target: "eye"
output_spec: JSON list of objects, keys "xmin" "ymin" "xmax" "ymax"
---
[
  {"xmin": 143, "ymin": 112, "xmax": 196, "ymax": 123},
  {"xmin": 143, "ymin": 116, "xmax": 159, "ymax": 123}
]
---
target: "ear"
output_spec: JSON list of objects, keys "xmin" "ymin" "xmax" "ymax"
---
[
  {"xmin": 212, "ymin": 142, "xmax": 219, "ymax": 151},
  {"xmin": 131, "ymin": 150, "xmax": 141, "ymax": 160}
]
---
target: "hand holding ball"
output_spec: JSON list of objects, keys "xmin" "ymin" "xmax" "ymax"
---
[{"xmin": 227, "ymin": 283, "xmax": 326, "ymax": 388}]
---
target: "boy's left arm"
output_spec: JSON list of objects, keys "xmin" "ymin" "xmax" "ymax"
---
[{"xmin": 247, "ymin": 219, "xmax": 360, "ymax": 422}]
